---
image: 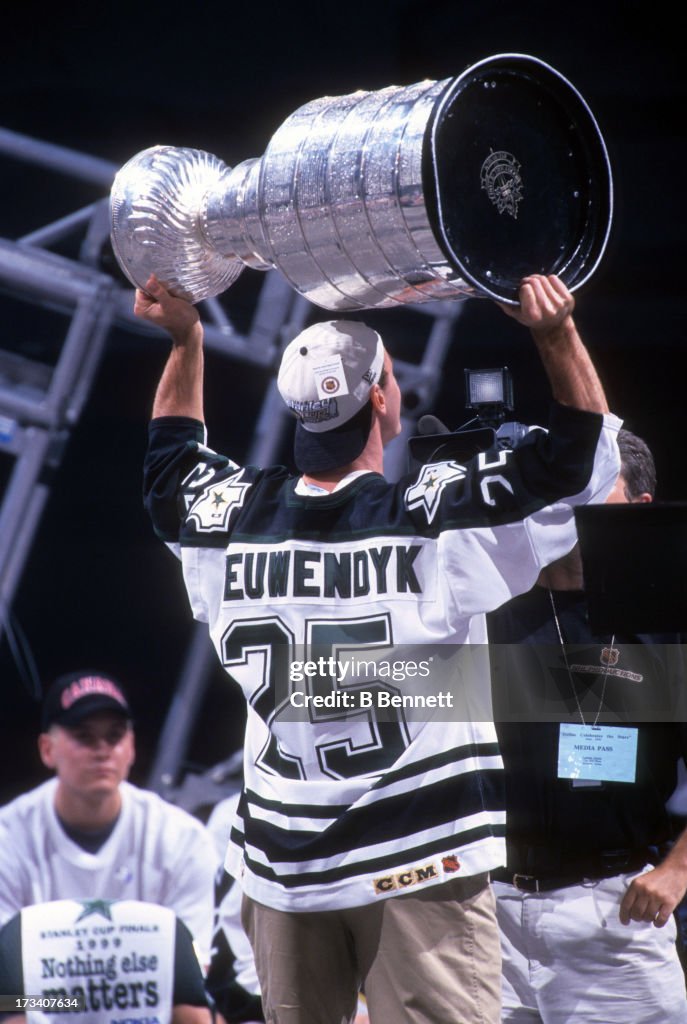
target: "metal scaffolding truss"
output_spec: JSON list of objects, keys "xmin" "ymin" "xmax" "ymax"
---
[{"xmin": 0, "ymin": 125, "xmax": 465, "ymax": 810}]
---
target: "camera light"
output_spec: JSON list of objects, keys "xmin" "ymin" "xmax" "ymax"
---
[{"xmin": 464, "ymin": 367, "xmax": 514, "ymax": 410}]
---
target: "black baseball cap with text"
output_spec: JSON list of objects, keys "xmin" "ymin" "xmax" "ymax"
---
[{"xmin": 42, "ymin": 671, "xmax": 132, "ymax": 730}]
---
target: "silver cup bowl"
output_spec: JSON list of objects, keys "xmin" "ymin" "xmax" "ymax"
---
[{"xmin": 110, "ymin": 54, "xmax": 612, "ymax": 309}]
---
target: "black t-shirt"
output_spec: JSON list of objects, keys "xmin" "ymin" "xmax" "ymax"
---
[{"xmin": 487, "ymin": 586, "xmax": 687, "ymax": 873}]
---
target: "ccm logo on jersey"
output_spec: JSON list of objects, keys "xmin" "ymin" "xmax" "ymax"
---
[{"xmin": 373, "ymin": 862, "xmax": 438, "ymax": 895}]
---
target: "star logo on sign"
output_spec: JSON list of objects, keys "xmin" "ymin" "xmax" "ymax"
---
[{"xmin": 75, "ymin": 899, "xmax": 116, "ymax": 922}]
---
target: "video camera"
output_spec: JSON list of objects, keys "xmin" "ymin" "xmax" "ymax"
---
[{"xmin": 408, "ymin": 366, "xmax": 531, "ymax": 467}]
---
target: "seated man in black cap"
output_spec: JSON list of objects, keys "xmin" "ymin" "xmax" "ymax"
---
[{"xmin": 0, "ymin": 671, "xmax": 218, "ymax": 971}]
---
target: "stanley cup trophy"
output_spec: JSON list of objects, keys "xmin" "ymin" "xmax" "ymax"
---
[{"xmin": 110, "ymin": 53, "xmax": 613, "ymax": 311}]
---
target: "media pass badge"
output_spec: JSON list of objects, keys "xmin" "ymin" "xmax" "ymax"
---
[{"xmin": 557, "ymin": 724, "xmax": 638, "ymax": 783}]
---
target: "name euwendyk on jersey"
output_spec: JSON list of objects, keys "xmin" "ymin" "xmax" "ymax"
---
[{"xmin": 143, "ymin": 408, "xmax": 620, "ymax": 912}]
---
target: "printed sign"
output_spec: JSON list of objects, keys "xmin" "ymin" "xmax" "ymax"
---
[{"xmin": 20, "ymin": 899, "xmax": 176, "ymax": 1023}]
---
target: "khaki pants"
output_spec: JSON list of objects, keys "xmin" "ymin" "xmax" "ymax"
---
[{"xmin": 242, "ymin": 873, "xmax": 501, "ymax": 1024}]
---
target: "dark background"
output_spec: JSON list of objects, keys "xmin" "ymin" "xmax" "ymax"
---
[{"xmin": 1, "ymin": 0, "xmax": 684, "ymax": 801}]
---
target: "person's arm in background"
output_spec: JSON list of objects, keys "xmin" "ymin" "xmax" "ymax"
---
[
  {"xmin": 620, "ymin": 723, "xmax": 687, "ymax": 931},
  {"xmin": 619, "ymin": 824, "xmax": 687, "ymax": 930},
  {"xmin": 172, "ymin": 917, "xmax": 214, "ymax": 1023},
  {"xmin": 171, "ymin": 1006, "xmax": 213, "ymax": 1023}
]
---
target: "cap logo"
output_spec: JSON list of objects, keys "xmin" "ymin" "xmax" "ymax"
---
[
  {"xmin": 313, "ymin": 355, "xmax": 349, "ymax": 401},
  {"xmin": 61, "ymin": 676, "xmax": 128, "ymax": 711}
]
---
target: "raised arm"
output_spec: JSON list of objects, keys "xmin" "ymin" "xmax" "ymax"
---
[
  {"xmin": 500, "ymin": 274, "xmax": 609, "ymax": 414},
  {"xmin": 134, "ymin": 276, "xmax": 205, "ymax": 422}
]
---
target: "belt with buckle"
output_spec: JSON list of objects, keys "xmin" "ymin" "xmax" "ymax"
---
[
  {"xmin": 511, "ymin": 871, "xmax": 583, "ymax": 892},
  {"xmin": 492, "ymin": 849, "xmax": 651, "ymax": 892}
]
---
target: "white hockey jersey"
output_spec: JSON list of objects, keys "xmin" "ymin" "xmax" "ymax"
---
[{"xmin": 144, "ymin": 403, "xmax": 621, "ymax": 911}]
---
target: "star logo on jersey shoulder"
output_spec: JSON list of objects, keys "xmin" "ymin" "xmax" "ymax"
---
[
  {"xmin": 75, "ymin": 899, "xmax": 116, "ymax": 922},
  {"xmin": 186, "ymin": 469, "xmax": 252, "ymax": 533},
  {"xmin": 405, "ymin": 461, "xmax": 465, "ymax": 524}
]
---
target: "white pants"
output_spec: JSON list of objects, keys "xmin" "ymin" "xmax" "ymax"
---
[{"xmin": 494, "ymin": 868, "xmax": 687, "ymax": 1023}]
